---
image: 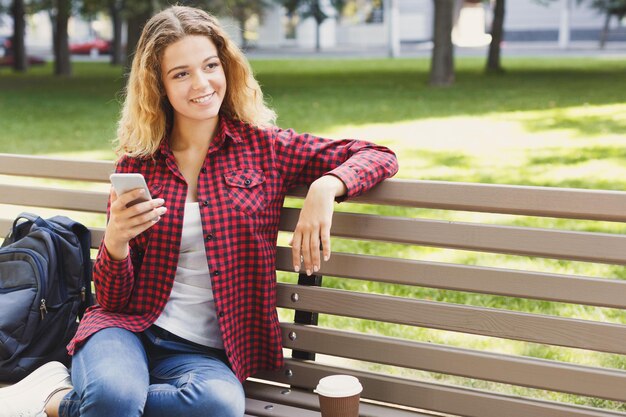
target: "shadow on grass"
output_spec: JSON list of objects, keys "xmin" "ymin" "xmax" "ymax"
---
[
  {"xmin": 527, "ymin": 146, "xmax": 626, "ymax": 166},
  {"xmin": 522, "ymin": 113, "xmax": 626, "ymax": 137}
]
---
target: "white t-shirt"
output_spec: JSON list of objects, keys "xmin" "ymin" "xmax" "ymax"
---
[{"xmin": 154, "ymin": 202, "xmax": 224, "ymax": 348}]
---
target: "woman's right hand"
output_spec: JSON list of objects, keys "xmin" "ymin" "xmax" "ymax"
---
[{"xmin": 103, "ymin": 187, "xmax": 166, "ymax": 260}]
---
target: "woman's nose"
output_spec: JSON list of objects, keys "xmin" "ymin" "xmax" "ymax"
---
[{"xmin": 191, "ymin": 71, "xmax": 209, "ymax": 90}]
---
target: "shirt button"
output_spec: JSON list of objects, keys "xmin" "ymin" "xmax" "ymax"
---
[
  {"xmin": 218, "ymin": 311, "xmax": 225, "ymax": 318},
  {"xmin": 244, "ymin": 179, "xmax": 252, "ymax": 186},
  {"xmin": 200, "ymin": 167, "xmax": 207, "ymax": 174},
  {"xmin": 205, "ymin": 233, "xmax": 214, "ymax": 241},
  {"xmin": 213, "ymin": 270, "xmax": 220, "ymax": 276},
  {"xmin": 203, "ymin": 200, "xmax": 209, "ymax": 206}
]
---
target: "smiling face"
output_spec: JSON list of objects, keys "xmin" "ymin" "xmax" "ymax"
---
[{"xmin": 160, "ymin": 35, "xmax": 227, "ymax": 129}]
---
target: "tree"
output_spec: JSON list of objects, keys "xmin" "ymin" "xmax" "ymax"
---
[
  {"xmin": 10, "ymin": 0, "xmax": 28, "ymax": 72},
  {"xmin": 303, "ymin": 0, "xmax": 328, "ymax": 52},
  {"xmin": 540, "ymin": 0, "xmax": 626, "ymax": 48},
  {"xmin": 108, "ymin": 0, "xmax": 124, "ymax": 65},
  {"xmin": 587, "ymin": 0, "xmax": 626, "ymax": 47},
  {"xmin": 429, "ymin": 0, "xmax": 455, "ymax": 86},
  {"xmin": 28, "ymin": 0, "xmax": 73, "ymax": 75},
  {"xmin": 225, "ymin": 0, "xmax": 271, "ymax": 49},
  {"xmin": 51, "ymin": 0, "xmax": 71, "ymax": 76},
  {"xmin": 486, "ymin": 0, "xmax": 505, "ymax": 73},
  {"xmin": 276, "ymin": 0, "xmax": 344, "ymax": 52},
  {"xmin": 81, "ymin": 0, "xmax": 125, "ymax": 65}
]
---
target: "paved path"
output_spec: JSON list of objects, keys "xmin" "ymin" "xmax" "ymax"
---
[{"xmin": 244, "ymin": 40, "xmax": 626, "ymax": 60}]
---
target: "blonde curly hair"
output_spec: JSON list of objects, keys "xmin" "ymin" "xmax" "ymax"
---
[{"xmin": 115, "ymin": 5, "xmax": 276, "ymax": 158}]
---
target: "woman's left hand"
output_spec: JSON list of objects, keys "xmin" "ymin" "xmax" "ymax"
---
[{"xmin": 291, "ymin": 175, "xmax": 347, "ymax": 275}]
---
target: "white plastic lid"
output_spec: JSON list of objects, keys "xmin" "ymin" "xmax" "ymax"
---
[{"xmin": 314, "ymin": 375, "xmax": 363, "ymax": 398}]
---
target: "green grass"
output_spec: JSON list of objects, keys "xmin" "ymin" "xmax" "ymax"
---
[{"xmin": 2, "ymin": 57, "xmax": 626, "ymax": 410}]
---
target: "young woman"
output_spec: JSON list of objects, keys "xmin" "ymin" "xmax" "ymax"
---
[{"xmin": 0, "ymin": 5, "xmax": 398, "ymax": 417}]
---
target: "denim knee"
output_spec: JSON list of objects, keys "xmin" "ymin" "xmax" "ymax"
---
[
  {"xmin": 198, "ymin": 378, "xmax": 245, "ymax": 417},
  {"xmin": 155, "ymin": 376, "xmax": 244, "ymax": 417},
  {"xmin": 79, "ymin": 374, "xmax": 148, "ymax": 417}
]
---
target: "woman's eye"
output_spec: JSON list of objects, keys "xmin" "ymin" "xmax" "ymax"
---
[
  {"xmin": 206, "ymin": 62, "xmax": 219, "ymax": 70},
  {"xmin": 174, "ymin": 71, "xmax": 188, "ymax": 79}
]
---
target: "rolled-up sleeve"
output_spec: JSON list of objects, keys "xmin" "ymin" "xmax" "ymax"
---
[{"xmin": 272, "ymin": 127, "xmax": 399, "ymax": 200}]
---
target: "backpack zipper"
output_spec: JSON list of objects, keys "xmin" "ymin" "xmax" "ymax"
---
[{"xmin": 40, "ymin": 299, "xmax": 48, "ymax": 320}]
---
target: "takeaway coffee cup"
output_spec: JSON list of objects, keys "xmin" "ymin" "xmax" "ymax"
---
[{"xmin": 315, "ymin": 375, "xmax": 363, "ymax": 417}]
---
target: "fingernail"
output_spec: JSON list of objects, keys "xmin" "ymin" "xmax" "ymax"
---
[
  {"xmin": 294, "ymin": 265, "xmax": 300, "ymax": 272},
  {"xmin": 313, "ymin": 265, "xmax": 319, "ymax": 272},
  {"xmin": 324, "ymin": 255, "xmax": 329, "ymax": 261},
  {"xmin": 306, "ymin": 269, "xmax": 311, "ymax": 276}
]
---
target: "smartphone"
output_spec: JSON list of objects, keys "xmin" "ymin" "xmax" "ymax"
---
[{"xmin": 110, "ymin": 173, "xmax": 152, "ymax": 207}]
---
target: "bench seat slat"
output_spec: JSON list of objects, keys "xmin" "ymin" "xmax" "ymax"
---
[
  {"xmin": 280, "ymin": 323, "xmax": 626, "ymax": 402},
  {"xmin": 277, "ymin": 284, "xmax": 626, "ymax": 354},
  {"xmin": 245, "ymin": 398, "xmax": 320, "ymax": 417},
  {"xmin": 276, "ymin": 247, "xmax": 626, "ymax": 308},
  {"xmin": 0, "ymin": 154, "xmax": 113, "ymax": 182},
  {"xmin": 244, "ymin": 381, "xmax": 436, "ymax": 417},
  {"xmin": 256, "ymin": 360, "xmax": 626, "ymax": 417},
  {"xmin": 280, "ymin": 208, "xmax": 626, "ymax": 264}
]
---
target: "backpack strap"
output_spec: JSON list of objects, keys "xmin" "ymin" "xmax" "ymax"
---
[{"xmin": 48, "ymin": 216, "xmax": 94, "ymax": 317}]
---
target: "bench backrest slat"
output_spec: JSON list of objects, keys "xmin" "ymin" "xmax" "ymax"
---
[
  {"xmin": 276, "ymin": 247, "xmax": 626, "ymax": 308},
  {"xmin": 0, "ymin": 185, "xmax": 108, "ymax": 212},
  {"xmin": 277, "ymin": 284, "xmax": 626, "ymax": 355},
  {"xmin": 280, "ymin": 323, "xmax": 626, "ymax": 402},
  {"xmin": 0, "ymin": 154, "xmax": 113, "ymax": 182},
  {"xmin": 292, "ymin": 179, "xmax": 626, "ymax": 221},
  {"xmin": 281, "ymin": 208, "xmax": 626, "ymax": 264}
]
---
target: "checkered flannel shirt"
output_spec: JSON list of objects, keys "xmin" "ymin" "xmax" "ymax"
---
[{"xmin": 68, "ymin": 117, "xmax": 399, "ymax": 382}]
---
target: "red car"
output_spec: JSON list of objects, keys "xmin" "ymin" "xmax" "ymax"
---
[
  {"xmin": 0, "ymin": 37, "xmax": 45, "ymax": 67},
  {"xmin": 69, "ymin": 38, "xmax": 111, "ymax": 55},
  {"xmin": 0, "ymin": 55, "xmax": 45, "ymax": 67}
]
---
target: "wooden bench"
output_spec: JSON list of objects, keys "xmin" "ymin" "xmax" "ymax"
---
[{"xmin": 2, "ymin": 152, "xmax": 626, "ymax": 417}]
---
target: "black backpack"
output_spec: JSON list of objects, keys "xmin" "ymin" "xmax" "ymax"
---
[{"xmin": 0, "ymin": 213, "xmax": 93, "ymax": 382}]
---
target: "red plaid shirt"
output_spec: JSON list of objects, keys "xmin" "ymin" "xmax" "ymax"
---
[{"xmin": 68, "ymin": 117, "xmax": 398, "ymax": 381}]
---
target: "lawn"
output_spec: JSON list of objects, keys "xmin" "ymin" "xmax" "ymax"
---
[{"xmin": 2, "ymin": 57, "xmax": 626, "ymax": 410}]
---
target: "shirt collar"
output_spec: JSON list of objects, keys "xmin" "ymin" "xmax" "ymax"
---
[{"xmin": 157, "ymin": 116, "xmax": 243, "ymax": 159}]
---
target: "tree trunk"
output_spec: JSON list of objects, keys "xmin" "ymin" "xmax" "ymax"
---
[
  {"xmin": 53, "ymin": 0, "xmax": 72, "ymax": 76},
  {"xmin": 237, "ymin": 15, "xmax": 248, "ymax": 50},
  {"xmin": 315, "ymin": 20, "xmax": 321, "ymax": 52},
  {"xmin": 110, "ymin": 1, "xmax": 124, "ymax": 66},
  {"xmin": 125, "ymin": 7, "xmax": 153, "ymax": 71},
  {"xmin": 486, "ymin": 0, "xmax": 505, "ymax": 73},
  {"xmin": 429, "ymin": 0, "xmax": 455, "ymax": 86},
  {"xmin": 10, "ymin": 0, "xmax": 28, "ymax": 72},
  {"xmin": 600, "ymin": 11, "xmax": 611, "ymax": 49}
]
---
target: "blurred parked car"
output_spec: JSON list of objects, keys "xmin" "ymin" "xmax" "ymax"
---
[
  {"xmin": 0, "ymin": 36, "xmax": 11, "ymax": 56},
  {"xmin": 0, "ymin": 36, "xmax": 45, "ymax": 67},
  {"xmin": 69, "ymin": 38, "xmax": 111, "ymax": 55}
]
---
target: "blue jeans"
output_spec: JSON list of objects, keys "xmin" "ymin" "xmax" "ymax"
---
[{"xmin": 58, "ymin": 327, "xmax": 245, "ymax": 417}]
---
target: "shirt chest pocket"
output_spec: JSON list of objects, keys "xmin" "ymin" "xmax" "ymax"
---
[{"xmin": 223, "ymin": 169, "xmax": 267, "ymax": 215}]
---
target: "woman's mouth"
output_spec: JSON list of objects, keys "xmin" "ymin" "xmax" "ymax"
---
[{"xmin": 190, "ymin": 92, "xmax": 215, "ymax": 104}]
